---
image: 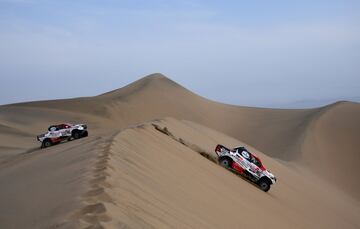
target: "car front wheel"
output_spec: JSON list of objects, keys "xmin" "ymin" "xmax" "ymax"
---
[
  {"xmin": 82, "ymin": 131, "xmax": 88, "ymax": 137},
  {"xmin": 72, "ymin": 131, "xmax": 80, "ymax": 139},
  {"xmin": 258, "ymin": 179, "xmax": 271, "ymax": 192}
]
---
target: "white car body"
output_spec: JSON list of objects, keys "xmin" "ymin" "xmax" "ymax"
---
[
  {"xmin": 215, "ymin": 144, "xmax": 277, "ymax": 191},
  {"xmin": 37, "ymin": 123, "xmax": 88, "ymax": 148}
]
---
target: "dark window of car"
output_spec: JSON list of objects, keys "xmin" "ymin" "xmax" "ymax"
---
[
  {"xmin": 251, "ymin": 156, "xmax": 262, "ymax": 168},
  {"xmin": 241, "ymin": 150, "xmax": 250, "ymax": 159},
  {"xmin": 49, "ymin": 126, "xmax": 57, "ymax": 131}
]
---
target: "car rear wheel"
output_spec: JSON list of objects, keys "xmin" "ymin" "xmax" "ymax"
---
[
  {"xmin": 42, "ymin": 139, "xmax": 52, "ymax": 148},
  {"xmin": 219, "ymin": 157, "xmax": 232, "ymax": 168}
]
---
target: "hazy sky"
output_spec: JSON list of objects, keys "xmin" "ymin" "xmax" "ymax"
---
[{"xmin": 1, "ymin": 0, "xmax": 359, "ymax": 108}]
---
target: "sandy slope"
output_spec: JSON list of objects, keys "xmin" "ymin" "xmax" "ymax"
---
[
  {"xmin": 0, "ymin": 135, "xmax": 112, "ymax": 228},
  {"xmin": 99, "ymin": 119, "xmax": 360, "ymax": 229},
  {"xmin": 0, "ymin": 73, "xmax": 359, "ymax": 228},
  {"xmin": 301, "ymin": 102, "xmax": 360, "ymax": 199}
]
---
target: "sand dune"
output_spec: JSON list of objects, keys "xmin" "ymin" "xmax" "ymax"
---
[
  {"xmin": 0, "ymin": 135, "xmax": 111, "ymax": 228},
  {"xmin": 99, "ymin": 119, "xmax": 359, "ymax": 229},
  {"xmin": 301, "ymin": 101, "xmax": 360, "ymax": 199},
  {"xmin": 0, "ymin": 73, "xmax": 359, "ymax": 228}
]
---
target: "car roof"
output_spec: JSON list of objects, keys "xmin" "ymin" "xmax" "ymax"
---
[
  {"xmin": 49, "ymin": 123, "xmax": 72, "ymax": 126},
  {"xmin": 48, "ymin": 124, "xmax": 73, "ymax": 129},
  {"xmin": 235, "ymin": 146, "xmax": 260, "ymax": 158}
]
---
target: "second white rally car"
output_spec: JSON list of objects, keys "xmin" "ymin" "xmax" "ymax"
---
[{"xmin": 37, "ymin": 123, "xmax": 88, "ymax": 148}]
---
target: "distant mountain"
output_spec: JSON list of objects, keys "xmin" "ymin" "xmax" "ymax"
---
[{"xmin": 267, "ymin": 97, "xmax": 360, "ymax": 109}]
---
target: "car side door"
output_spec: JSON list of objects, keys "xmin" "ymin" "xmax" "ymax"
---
[
  {"xmin": 49, "ymin": 126, "xmax": 61, "ymax": 138},
  {"xmin": 234, "ymin": 149, "xmax": 251, "ymax": 170},
  {"xmin": 248, "ymin": 156, "xmax": 262, "ymax": 178},
  {"xmin": 59, "ymin": 125, "xmax": 71, "ymax": 137}
]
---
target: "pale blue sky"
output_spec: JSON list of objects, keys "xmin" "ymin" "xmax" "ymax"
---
[{"xmin": 0, "ymin": 0, "xmax": 359, "ymax": 107}]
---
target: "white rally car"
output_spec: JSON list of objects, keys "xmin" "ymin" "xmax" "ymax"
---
[
  {"xmin": 215, "ymin": 144, "xmax": 277, "ymax": 192},
  {"xmin": 37, "ymin": 123, "xmax": 88, "ymax": 148}
]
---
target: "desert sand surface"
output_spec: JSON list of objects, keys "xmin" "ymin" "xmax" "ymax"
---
[{"xmin": 0, "ymin": 73, "xmax": 359, "ymax": 228}]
